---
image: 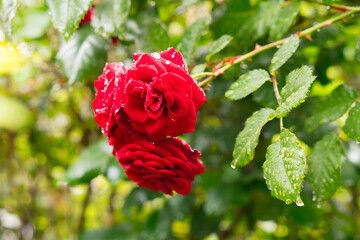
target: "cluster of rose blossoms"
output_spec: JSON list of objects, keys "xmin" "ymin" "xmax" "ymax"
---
[{"xmin": 92, "ymin": 48, "xmax": 207, "ymax": 195}]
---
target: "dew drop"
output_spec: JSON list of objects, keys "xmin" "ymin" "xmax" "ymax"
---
[
  {"xmin": 152, "ymin": 52, "xmax": 160, "ymax": 59},
  {"xmin": 231, "ymin": 161, "xmax": 236, "ymax": 169},
  {"xmin": 165, "ymin": 60, "xmax": 170, "ymax": 65},
  {"xmin": 296, "ymin": 197, "xmax": 304, "ymax": 207}
]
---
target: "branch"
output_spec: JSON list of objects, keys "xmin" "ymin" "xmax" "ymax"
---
[
  {"xmin": 78, "ymin": 183, "xmax": 92, "ymax": 234},
  {"xmin": 195, "ymin": 7, "xmax": 360, "ymax": 88},
  {"xmin": 301, "ymin": 0, "xmax": 356, "ymax": 12},
  {"xmin": 271, "ymin": 74, "xmax": 283, "ymax": 129}
]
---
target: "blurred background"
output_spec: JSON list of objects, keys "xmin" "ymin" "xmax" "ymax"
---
[{"xmin": 1, "ymin": 0, "xmax": 360, "ymax": 239}]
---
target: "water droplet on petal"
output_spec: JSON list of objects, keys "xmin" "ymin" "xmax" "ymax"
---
[{"xmin": 152, "ymin": 52, "xmax": 160, "ymax": 59}]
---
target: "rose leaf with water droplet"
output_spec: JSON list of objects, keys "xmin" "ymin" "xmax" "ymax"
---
[
  {"xmin": 225, "ymin": 69, "xmax": 270, "ymax": 101},
  {"xmin": 263, "ymin": 128, "xmax": 306, "ymax": 205},
  {"xmin": 275, "ymin": 65, "xmax": 316, "ymax": 117},
  {"xmin": 231, "ymin": 108, "xmax": 275, "ymax": 168}
]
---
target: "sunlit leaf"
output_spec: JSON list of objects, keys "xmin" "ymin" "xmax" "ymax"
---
[
  {"xmin": 263, "ymin": 128, "xmax": 306, "ymax": 205},
  {"xmin": 276, "ymin": 66, "xmax": 316, "ymax": 117},
  {"xmin": 177, "ymin": 17, "xmax": 207, "ymax": 65},
  {"xmin": 306, "ymin": 84, "xmax": 358, "ymax": 132},
  {"xmin": 225, "ymin": 69, "xmax": 270, "ymax": 100},
  {"xmin": 46, "ymin": 0, "xmax": 94, "ymax": 40},
  {"xmin": 343, "ymin": 102, "xmax": 360, "ymax": 142},
  {"xmin": 269, "ymin": 35, "xmax": 300, "ymax": 75},
  {"xmin": 90, "ymin": 0, "xmax": 130, "ymax": 39},
  {"xmin": 206, "ymin": 35, "xmax": 233, "ymax": 61},
  {"xmin": 232, "ymin": 108, "xmax": 275, "ymax": 167},
  {"xmin": 56, "ymin": 26, "xmax": 108, "ymax": 84},
  {"xmin": 307, "ymin": 133, "xmax": 346, "ymax": 201}
]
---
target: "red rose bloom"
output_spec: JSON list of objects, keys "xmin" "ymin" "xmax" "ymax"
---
[
  {"xmin": 115, "ymin": 136, "xmax": 205, "ymax": 195},
  {"xmin": 122, "ymin": 48, "xmax": 207, "ymax": 138},
  {"xmin": 93, "ymin": 62, "xmax": 128, "ymax": 136}
]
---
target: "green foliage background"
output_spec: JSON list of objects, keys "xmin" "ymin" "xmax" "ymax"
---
[{"xmin": 1, "ymin": 0, "xmax": 360, "ymax": 239}]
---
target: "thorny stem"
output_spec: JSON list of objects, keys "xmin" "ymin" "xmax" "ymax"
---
[
  {"xmin": 191, "ymin": 72, "xmax": 214, "ymax": 79},
  {"xmin": 195, "ymin": 7, "xmax": 360, "ymax": 87},
  {"xmin": 300, "ymin": 0, "xmax": 357, "ymax": 12}
]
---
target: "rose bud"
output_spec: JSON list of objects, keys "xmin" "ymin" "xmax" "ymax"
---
[{"xmin": 115, "ymin": 136, "xmax": 205, "ymax": 195}]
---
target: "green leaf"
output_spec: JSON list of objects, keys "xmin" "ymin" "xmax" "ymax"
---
[
  {"xmin": 238, "ymin": 1, "xmax": 282, "ymax": 45},
  {"xmin": 305, "ymin": 84, "xmax": 358, "ymax": 132},
  {"xmin": 16, "ymin": 9, "xmax": 51, "ymax": 40},
  {"xmin": 231, "ymin": 108, "xmax": 275, "ymax": 168},
  {"xmin": 269, "ymin": 35, "xmax": 300, "ymax": 75},
  {"xmin": 252, "ymin": 81, "xmax": 278, "ymax": 108},
  {"xmin": 343, "ymin": 102, "xmax": 360, "ymax": 142},
  {"xmin": 103, "ymin": 159, "xmax": 125, "ymax": 185},
  {"xmin": 46, "ymin": 0, "xmax": 94, "ymax": 40},
  {"xmin": 64, "ymin": 140, "xmax": 113, "ymax": 185},
  {"xmin": 56, "ymin": 26, "xmax": 108, "ymax": 84},
  {"xmin": 204, "ymin": 184, "xmax": 251, "ymax": 215},
  {"xmin": 307, "ymin": 133, "xmax": 346, "ymax": 201},
  {"xmin": 79, "ymin": 223, "xmax": 136, "ymax": 240},
  {"xmin": 225, "ymin": 69, "xmax": 270, "ymax": 100},
  {"xmin": 190, "ymin": 63, "xmax": 206, "ymax": 75},
  {"xmin": 0, "ymin": 95, "xmax": 32, "ymax": 131},
  {"xmin": 143, "ymin": 19, "xmax": 170, "ymax": 51},
  {"xmin": 177, "ymin": 17, "xmax": 207, "ymax": 65},
  {"xmin": 269, "ymin": 2, "xmax": 300, "ymax": 40},
  {"xmin": 90, "ymin": 0, "xmax": 130, "ymax": 39},
  {"xmin": 276, "ymin": 66, "xmax": 316, "ymax": 117},
  {"xmin": 1, "ymin": 0, "xmax": 17, "ymax": 38},
  {"xmin": 123, "ymin": 188, "xmax": 162, "ymax": 216},
  {"xmin": 263, "ymin": 128, "xmax": 306, "ymax": 205},
  {"xmin": 206, "ymin": 35, "xmax": 233, "ymax": 61}
]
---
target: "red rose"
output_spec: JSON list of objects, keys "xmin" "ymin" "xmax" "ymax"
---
[
  {"xmin": 93, "ymin": 62, "xmax": 128, "ymax": 136},
  {"xmin": 121, "ymin": 48, "xmax": 207, "ymax": 138},
  {"xmin": 115, "ymin": 136, "xmax": 205, "ymax": 195}
]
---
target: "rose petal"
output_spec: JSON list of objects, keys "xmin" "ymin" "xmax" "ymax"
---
[
  {"xmin": 134, "ymin": 53, "xmax": 167, "ymax": 76},
  {"xmin": 159, "ymin": 48, "xmax": 187, "ymax": 70}
]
